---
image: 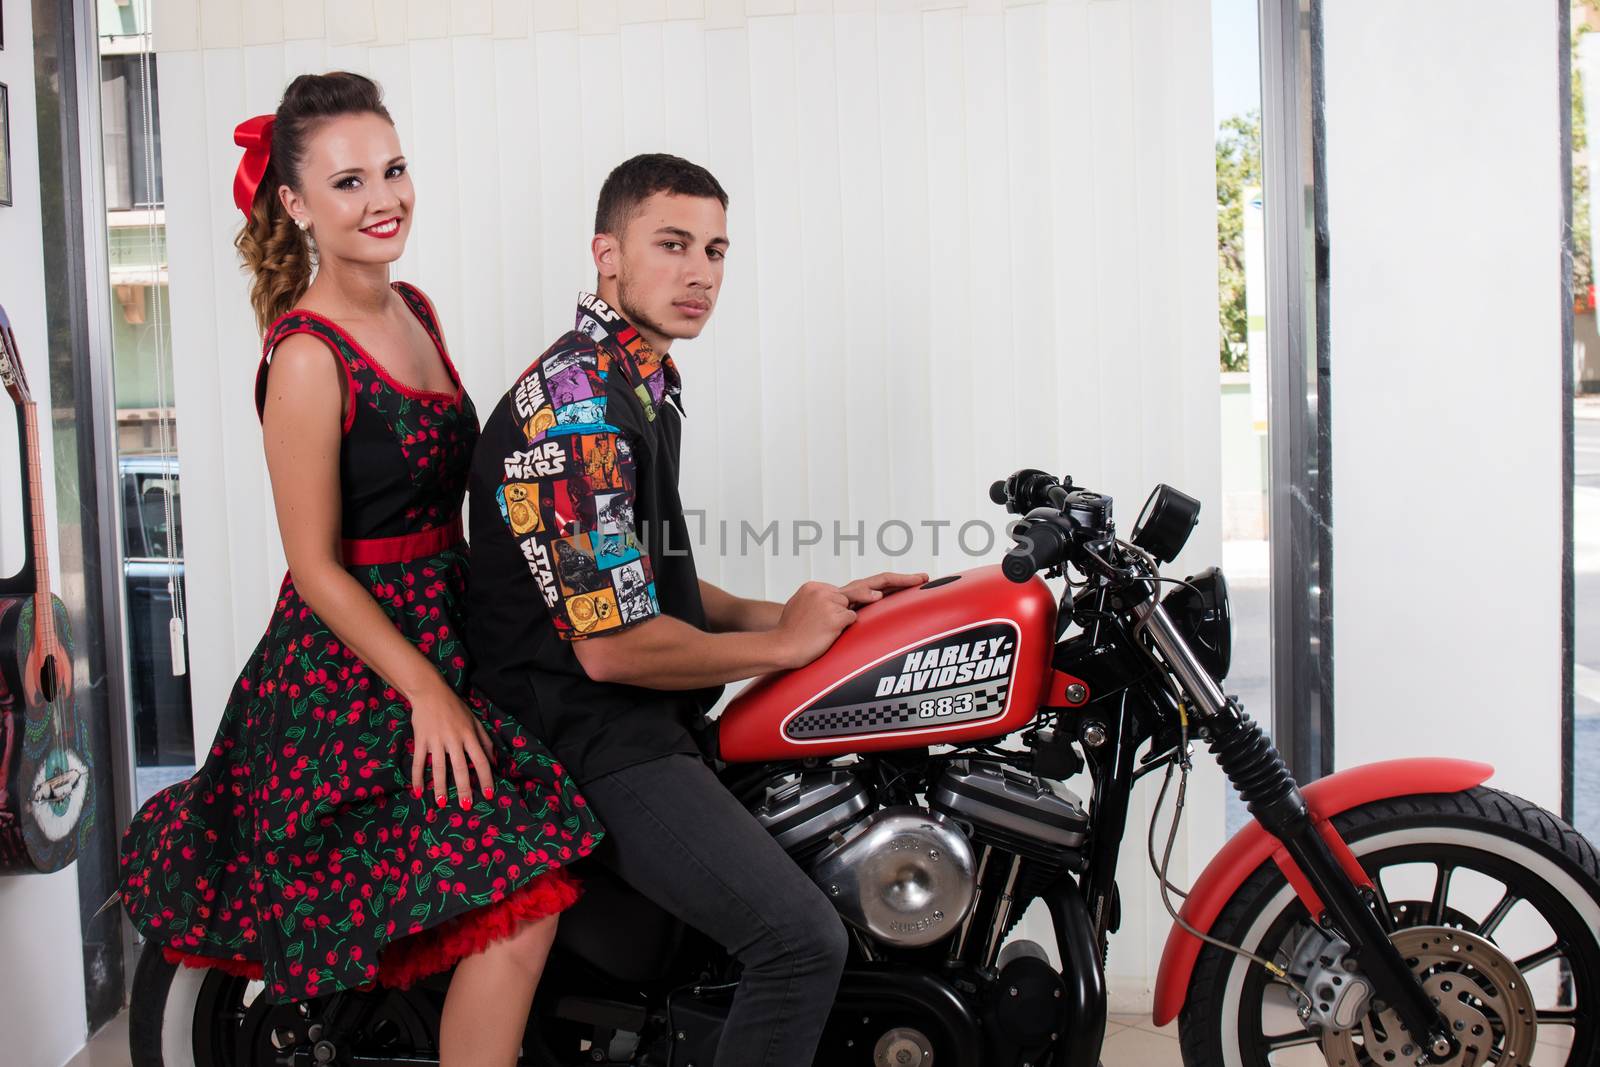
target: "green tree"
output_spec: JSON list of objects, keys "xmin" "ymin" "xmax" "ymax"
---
[
  {"xmin": 1575, "ymin": 3, "xmax": 1595, "ymax": 313},
  {"xmin": 1216, "ymin": 110, "xmax": 1261, "ymax": 372}
]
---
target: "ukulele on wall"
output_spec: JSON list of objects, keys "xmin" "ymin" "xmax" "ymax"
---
[{"xmin": 0, "ymin": 303, "xmax": 90, "ymax": 874}]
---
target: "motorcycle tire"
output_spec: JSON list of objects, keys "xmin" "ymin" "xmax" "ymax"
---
[
  {"xmin": 1178, "ymin": 787, "xmax": 1600, "ymax": 1066},
  {"xmin": 127, "ymin": 942, "xmax": 443, "ymax": 1066}
]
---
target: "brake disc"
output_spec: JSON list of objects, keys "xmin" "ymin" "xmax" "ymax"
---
[{"xmin": 1318, "ymin": 926, "xmax": 1537, "ymax": 1067}]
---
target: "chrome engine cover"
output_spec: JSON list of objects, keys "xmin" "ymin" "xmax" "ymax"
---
[
  {"xmin": 930, "ymin": 759, "xmax": 1090, "ymax": 862},
  {"xmin": 810, "ymin": 806, "xmax": 977, "ymax": 948},
  {"xmin": 750, "ymin": 768, "xmax": 872, "ymax": 857}
]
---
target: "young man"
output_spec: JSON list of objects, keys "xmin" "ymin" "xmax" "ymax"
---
[{"xmin": 465, "ymin": 153, "xmax": 924, "ymax": 1066}]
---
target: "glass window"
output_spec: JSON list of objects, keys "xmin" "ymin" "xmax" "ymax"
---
[
  {"xmin": 100, "ymin": 53, "xmax": 163, "ymax": 211},
  {"xmin": 121, "ymin": 464, "xmax": 181, "ymax": 560},
  {"xmin": 1573, "ymin": 4, "xmax": 1599, "ymax": 847},
  {"xmin": 1215, "ymin": 0, "xmax": 1270, "ymax": 836},
  {"xmin": 98, "ymin": 13, "xmax": 193, "ymax": 806}
]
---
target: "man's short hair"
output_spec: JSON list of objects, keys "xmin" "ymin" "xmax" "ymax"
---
[{"xmin": 594, "ymin": 153, "xmax": 729, "ymax": 236}]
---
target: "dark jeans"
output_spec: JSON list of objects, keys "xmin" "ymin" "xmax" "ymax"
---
[{"xmin": 579, "ymin": 753, "xmax": 848, "ymax": 1067}]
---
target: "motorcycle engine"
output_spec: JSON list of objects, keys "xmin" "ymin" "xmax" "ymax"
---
[
  {"xmin": 750, "ymin": 761, "xmax": 1092, "ymax": 951},
  {"xmin": 930, "ymin": 759, "xmax": 1090, "ymax": 864},
  {"xmin": 748, "ymin": 768, "xmax": 872, "ymax": 862},
  {"xmin": 750, "ymin": 768, "xmax": 979, "ymax": 948},
  {"xmin": 811, "ymin": 806, "xmax": 977, "ymax": 947}
]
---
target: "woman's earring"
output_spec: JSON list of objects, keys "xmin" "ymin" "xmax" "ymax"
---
[{"xmin": 295, "ymin": 218, "xmax": 309, "ymax": 232}]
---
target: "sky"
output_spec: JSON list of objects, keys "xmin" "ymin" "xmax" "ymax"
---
[{"xmin": 1213, "ymin": 0, "xmax": 1263, "ymax": 131}]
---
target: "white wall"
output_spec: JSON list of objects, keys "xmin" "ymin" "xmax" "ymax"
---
[
  {"xmin": 153, "ymin": 0, "xmax": 1219, "ymax": 1009},
  {"xmin": 0, "ymin": 0, "xmax": 93, "ymax": 1062},
  {"xmin": 1325, "ymin": 2, "xmax": 1564, "ymax": 807}
]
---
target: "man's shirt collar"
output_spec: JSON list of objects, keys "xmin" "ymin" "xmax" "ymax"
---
[{"xmin": 575, "ymin": 292, "xmax": 684, "ymax": 414}]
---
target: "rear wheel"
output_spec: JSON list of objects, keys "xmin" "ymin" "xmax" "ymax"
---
[
  {"xmin": 1177, "ymin": 787, "xmax": 1600, "ymax": 1065},
  {"xmin": 127, "ymin": 943, "xmax": 443, "ymax": 1066}
]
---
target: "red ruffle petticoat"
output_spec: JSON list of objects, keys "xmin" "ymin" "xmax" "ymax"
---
[{"xmin": 162, "ymin": 867, "xmax": 581, "ymax": 991}]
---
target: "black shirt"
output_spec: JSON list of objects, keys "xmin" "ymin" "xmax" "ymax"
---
[{"xmin": 465, "ymin": 294, "xmax": 723, "ymax": 783}]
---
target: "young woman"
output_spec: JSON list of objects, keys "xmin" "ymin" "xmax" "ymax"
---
[{"xmin": 118, "ymin": 72, "xmax": 601, "ymax": 1065}]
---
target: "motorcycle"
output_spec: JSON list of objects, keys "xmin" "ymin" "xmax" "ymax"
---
[{"xmin": 129, "ymin": 469, "xmax": 1600, "ymax": 1066}]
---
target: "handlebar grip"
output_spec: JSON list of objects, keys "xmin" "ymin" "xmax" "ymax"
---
[
  {"xmin": 1000, "ymin": 548, "xmax": 1037, "ymax": 583},
  {"xmin": 992, "ymin": 469, "xmax": 1071, "ymax": 515},
  {"xmin": 1002, "ymin": 522, "xmax": 1069, "ymax": 583}
]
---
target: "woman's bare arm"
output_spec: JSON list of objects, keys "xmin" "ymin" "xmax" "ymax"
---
[{"xmin": 261, "ymin": 334, "xmax": 492, "ymax": 806}]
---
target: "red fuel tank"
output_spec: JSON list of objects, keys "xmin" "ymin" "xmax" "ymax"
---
[{"xmin": 716, "ymin": 565, "xmax": 1059, "ymax": 763}]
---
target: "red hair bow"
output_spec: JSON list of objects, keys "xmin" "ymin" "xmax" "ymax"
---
[{"xmin": 232, "ymin": 114, "xmax": 276, "ymax": 219}]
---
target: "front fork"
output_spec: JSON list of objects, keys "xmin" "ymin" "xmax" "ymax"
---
[{"xmin": 1136, "ymin": 599, "xmax": 1461, "ymax": 1063}]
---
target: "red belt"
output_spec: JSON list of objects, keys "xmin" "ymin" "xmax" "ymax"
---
[{"xmin": 342, "ymin": 517, "xmax": 464, "ymax": 566}]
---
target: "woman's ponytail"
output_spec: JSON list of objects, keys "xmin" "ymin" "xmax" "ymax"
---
[
  {"xmin": 235, "ymin": 159, "xmax": 313, "ymax": 334},
  {"xmin": 230, "ymin": 71, "xmax": 391, "ymax": 334}
]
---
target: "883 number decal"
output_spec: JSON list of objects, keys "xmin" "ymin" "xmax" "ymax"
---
[{"xmin": 918, "ymin": 693, "xmax": 975, "ymax": 718}]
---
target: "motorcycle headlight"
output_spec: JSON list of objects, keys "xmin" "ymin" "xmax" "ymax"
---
[{"xmin": 1161, "ymin": 566, "xmax": 1231, "ymax": 683}]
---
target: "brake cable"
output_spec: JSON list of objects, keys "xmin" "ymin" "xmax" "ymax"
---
[
  {"xmin": 1047, "ymin": 530, "xmax": 1315, "ymax": 1005},
  {"xmin": 1146, "ymin": 701, "xmax": 1308, "ymax": 999},
  {"xmin": 1110, "ymin": 536, "xmax": 1313, "ymax": 1002}
]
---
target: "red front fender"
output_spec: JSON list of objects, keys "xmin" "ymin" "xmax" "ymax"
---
[{"xmin": 1150, "ymin": 757, "xmax": 1494, "ymax": 1027}]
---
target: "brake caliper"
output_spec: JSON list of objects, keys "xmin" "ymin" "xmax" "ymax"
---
[{"xmin": 1285, "ymin": 926, "xmax": 1375, "ymax": 1032}]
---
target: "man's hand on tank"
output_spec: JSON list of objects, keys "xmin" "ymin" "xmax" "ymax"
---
[
  {"xmin": 837, "ymin": 571, "xmax": 929, "ymax": 608},
  {"xmin": 775, "ymin": 581, "xmax": 857, "ymax": 669}
]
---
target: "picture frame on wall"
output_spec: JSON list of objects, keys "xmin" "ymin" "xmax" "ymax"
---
[{"xmin": 0, "ymin": 84, "xmax": 10, "ymax": 207}]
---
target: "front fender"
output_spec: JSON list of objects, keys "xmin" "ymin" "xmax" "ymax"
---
[{"xmin": 1150, "ymin": 757, "xmax": 1494, "ymax": 1027}]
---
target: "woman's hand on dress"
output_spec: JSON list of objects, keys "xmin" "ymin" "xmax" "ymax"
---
[{"xmin": 408, "ymin": 683, "xmax": 497, "ymax": 808}]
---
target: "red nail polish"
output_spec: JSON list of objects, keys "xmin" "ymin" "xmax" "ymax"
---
[
  {"xmin": 435, "ymin": 794, "xmax": 445, "ymax": 807},
  {"xmin": 412, "ymin": 787, "xmax": 423, "ymax": 799},
  {"xmin": 484, "ymin": 788, "xmax": 494, "ymax": 799},
  {"xmin": 460, "ymin": 797, "xmax": 471, "ymax": 810}
]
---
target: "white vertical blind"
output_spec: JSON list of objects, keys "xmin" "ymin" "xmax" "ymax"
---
[{"xmin": 154, "ymin": 0, "xmax": 1218, "ymax": 1005}]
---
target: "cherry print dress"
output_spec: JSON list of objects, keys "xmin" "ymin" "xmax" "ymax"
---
[{"xmin": 119, "ymin": 282, "xmax": 603, "ymax": 1003}]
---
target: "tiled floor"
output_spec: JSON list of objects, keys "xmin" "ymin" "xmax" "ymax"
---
[
  {"xmin": 1104, "ymin": 1012, "xmax": 1186, "ymax": 1065},
  {"xmin": 64, "ymin": 1012, "xmax": 128, "ymax": 1067},
  {"xmin": 66, "ymin": 1009, "xmax": 1184, "ymax": 1066}
]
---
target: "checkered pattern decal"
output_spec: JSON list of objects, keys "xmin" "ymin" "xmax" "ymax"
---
[{"xmin": 785, "ymin": 679, "xmax": 1011, "ymax": 739}]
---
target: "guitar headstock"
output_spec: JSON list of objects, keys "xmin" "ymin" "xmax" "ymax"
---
[{"xmin": 0, "ymin": 303, "xmax": 31, "ymax": 407}]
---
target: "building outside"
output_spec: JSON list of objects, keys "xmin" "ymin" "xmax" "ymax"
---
[{"xmin": 98, "ymin": 0, "xmax": 193, "ymax": 800}]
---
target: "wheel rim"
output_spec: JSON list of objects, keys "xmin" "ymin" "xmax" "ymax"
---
[
  {"xmin": 191, "ymin": 973, "xmax": 262, "ymax": 1064},
  {"xmin": 1317, "ymin": 927, "xmax": 1537, "ymax": 1066},
  {"xmin": 1229, "ymin": 837, "xmax": 1599, "ymax": 1065},
  {"xmin": 190, "ymin": 971, "xmax": 440, "ymax": 1066}
]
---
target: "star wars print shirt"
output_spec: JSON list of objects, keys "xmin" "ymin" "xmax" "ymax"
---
[{"xmin": 466, "ymin": 293, "xmax": 723, "ymax": 782}]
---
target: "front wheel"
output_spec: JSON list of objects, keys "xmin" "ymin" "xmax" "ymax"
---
[{"xmin": 1178, "ymin": 787, "xmax": 1600, "ymax": 1066}]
